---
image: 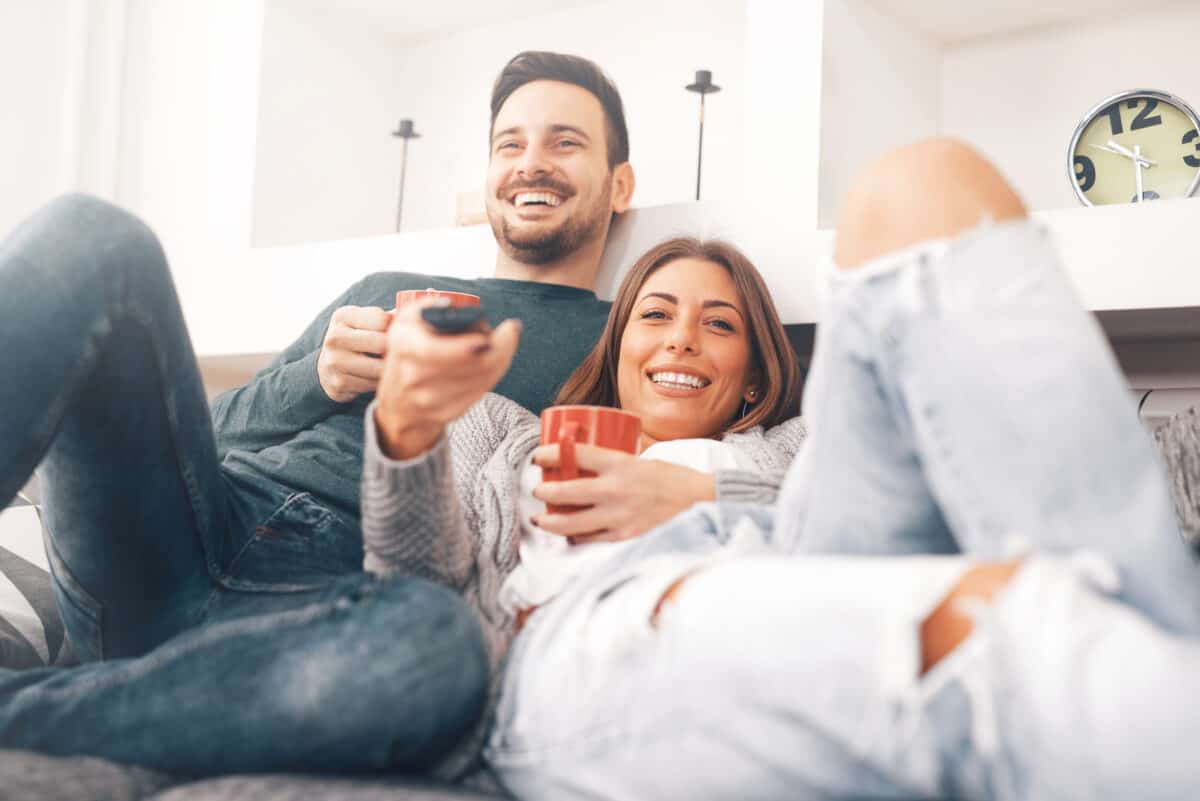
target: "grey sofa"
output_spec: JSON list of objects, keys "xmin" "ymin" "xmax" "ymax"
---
[
  {"xmin": 3, "ymin": 407, "xmax": 1199, "ymax": 800},
  {"xmin": 0, "ymin": 750, "xmax": 506, "ymax": 801}
]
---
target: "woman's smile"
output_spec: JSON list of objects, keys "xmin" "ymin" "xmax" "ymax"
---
[{"xmin": 645, "ymin": 367, "xmax": 712, "ymax": 396}]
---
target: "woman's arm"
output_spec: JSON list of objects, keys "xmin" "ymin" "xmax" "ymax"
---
[
  {"xmin": 373, "ymin": 303, "xmax": 521, "ymax": 460},
  {"xmin": 712, "ymin": 415, "xmax": 809, "ymax": 505},
  {"xmin": 361, "ymin": 402, "xmax": 470, "ymax": 587},
  {"xmin": 360, "ymin": 394, "xmax": 538, "ymax": 593},
  {"xmin": 527, "ymin": 416, "xmax": 808, "ymax": 544}
]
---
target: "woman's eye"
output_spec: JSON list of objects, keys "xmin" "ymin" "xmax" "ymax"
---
[
  {"xmin": 706, "ymin": 318, "xmax": 735, "ymax": 332},
  {"xmin": 640, "ymin": 310, "xmax": 668, "ymax": 320}
]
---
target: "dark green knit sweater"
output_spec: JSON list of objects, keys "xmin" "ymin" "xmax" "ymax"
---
[{"xmin": 211, "ymin": 272, "xmax": 611, "ymax": 523}]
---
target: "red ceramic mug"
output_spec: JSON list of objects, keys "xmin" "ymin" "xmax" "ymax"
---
[
  {"xmin": 539, "ymin": 405, "xmax": 641, "ymax": 515},
  {"xmin": 394, "ymin": 289, "xmax": 480, "ymax": 309}
]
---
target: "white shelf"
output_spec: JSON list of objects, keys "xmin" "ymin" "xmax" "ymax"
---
[
  {"xmin": 184, "ymin": 1, "xmax": 1200, "ymax": 355},
  {"xmin": 767, "ymin": 198, "xmax": 1200, "ymax": 327},
  {"xmin": 1035, "ymin": 198, "xmax": 1200, "ymax": 313}
]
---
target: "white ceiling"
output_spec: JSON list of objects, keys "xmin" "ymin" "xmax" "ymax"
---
[
  {"xmin": 867, "ymin": 0, "xmax": 1185, "ymax": 43},
  {"xmin": 275, "ymin": 0, "xmax": 602, "ymax": 44}
]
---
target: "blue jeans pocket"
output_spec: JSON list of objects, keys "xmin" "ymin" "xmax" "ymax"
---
[
  {"xmin": 223, "ymin": 492, "xmax": 363, "ymax": 591},
  {"xmin": 43, "ymin": 532, "xmax": 103, "ymax": 661}
]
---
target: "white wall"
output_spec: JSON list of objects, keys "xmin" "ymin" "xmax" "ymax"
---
[
  {"xmin": 8, "ymin": 0, "xmax": 1199, "ymax": 362},
  {"xmin": 0, "ymin": 0, "xmax": 187, "ymax": 234},
  {"xmin": 818, "ymin": 0, "xmax": 1200, "ymax": 219},
  {"xmin": 392, "ymin": 0, "xmax": 747, "ymax": 235},
  {"xmin": 251, "ymin": 0, "xmax": 747, "ymax": 243},
  {"xmin": 0, "ymin": 0, "xmax": 811, "ymax": 357},
  {"xmin": 0, "ymin": 1, "xmax": 76, "ymax": 233},
  {"xmin": 251, "ymin": 3, "xmax": 406, "ymax": 246},
  {"xmin": 940, "ymin": 1, "xmax": 1200, "ymax": 211},
  {"xmin": 818, "ymin": 0, "xmax": 940, "ymax": 228}
]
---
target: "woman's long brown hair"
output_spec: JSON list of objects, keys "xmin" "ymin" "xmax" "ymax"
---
[{"xmin": 554, "ymin": 237, "xmax": 801, "ymax": 435}]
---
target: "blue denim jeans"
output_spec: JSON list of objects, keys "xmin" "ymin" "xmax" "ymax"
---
[
  {"xmin": 487, "ymin": 220, "xmax": 1200, "ymax": 800},
  {"xmin": 0, "ymin": 196, "xmax": 487, "ymax": 775}
]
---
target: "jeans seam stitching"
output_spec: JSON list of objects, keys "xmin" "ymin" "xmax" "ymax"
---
[{"xmin": 126, "ymin": 300, "xmax": 226, "ymax": 584}]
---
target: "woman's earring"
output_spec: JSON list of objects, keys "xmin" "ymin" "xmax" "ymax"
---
[{"xmin": 740, "ymin": 387, "xmax": 759, "ymax": 419}]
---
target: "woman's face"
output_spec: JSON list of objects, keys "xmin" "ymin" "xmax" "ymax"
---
[{"xmin": 616, "ymin": 257, "xmax": 755, "ymax": 447}]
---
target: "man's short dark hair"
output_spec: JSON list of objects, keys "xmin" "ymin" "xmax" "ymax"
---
[{"xmin": 490, "ymin": 51, "xmax": 630, "ymax": 169}]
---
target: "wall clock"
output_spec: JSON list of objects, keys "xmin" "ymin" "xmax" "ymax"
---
[{"xmin": 1069, "ymin": 89, "xmax": 1200, "ymax": 206}]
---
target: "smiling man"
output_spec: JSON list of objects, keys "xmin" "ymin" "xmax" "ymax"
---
[
  {"xmin": 0, "ymin": 52, "xmax": 639, "ymax": 778},
  {"xmin": 486, "ymin": 64, "xmax": 634, "ymax": 285},
  {"xmin": 304, "ymin": 50, "xmax": 636, "ymax": 422}
]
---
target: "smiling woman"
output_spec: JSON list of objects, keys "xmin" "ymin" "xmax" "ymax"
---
[
  {"xmin": 556, "ymin": 236, "xmax": 801, "ymax": 437},
  {"xmin": 361, "ymin": 231, "xmax": 807, "ymax": 776},
  {"xmin": 620, "ymin": 260, "xmax": 757, "ymax": 448}
]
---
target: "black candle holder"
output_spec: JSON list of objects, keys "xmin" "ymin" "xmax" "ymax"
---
[
  {"xmin": 391, "ymin": 118, "xmax": 421, "ymax": 232},
  {"xmin": 684, "ymin": 70, "xmax": 721, "ymax": 201}
]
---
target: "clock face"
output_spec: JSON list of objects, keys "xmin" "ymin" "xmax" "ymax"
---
[{"xmin": 1070, "ymin": 91, "xmax": 1200, "ymax": 206}]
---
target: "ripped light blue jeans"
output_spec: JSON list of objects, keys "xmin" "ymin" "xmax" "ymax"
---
[{"xmin": 486, "ymin": 219, "xmax": 1200, "ymax": 800}]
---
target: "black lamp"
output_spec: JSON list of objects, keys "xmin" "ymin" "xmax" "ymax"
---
[
  {"xmin": 684, "ymin": 70, "xmax": 721, "ymax": 201},
  {"xmin": 391, "ymin": 118, "xmax": 421, "ymax": 232}
]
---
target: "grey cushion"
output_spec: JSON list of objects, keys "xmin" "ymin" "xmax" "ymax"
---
[
  {"xmin": 0, "ymin": 750, "xmax": 505, "ymax": 801},
  {"xmin": 1154, "ymin": 405, "xmax": 1200, "ymax": 549},
  {"xmin": 2, "ymin": 406, "xmax": 1199, "ymax": 800},
  {"xmin": 0, "ymin": 502, "xmax": 73, "ymax": 669},
  {"xmin": 148, "ymin": 774, "xmax": 506, "ymax": 800},
  {"xmin": 0, "ymin": 750, "xmax": 173, "ymax": 801}
]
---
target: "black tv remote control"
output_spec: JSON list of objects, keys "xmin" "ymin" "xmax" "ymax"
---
[{"xmin": 421, "ymin": 305, "xmax": 487, "ymax": 334}]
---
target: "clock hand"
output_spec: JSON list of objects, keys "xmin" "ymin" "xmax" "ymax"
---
[
  {"xmin": 1134, "ymin": 144, "xmax": 1145, "ymax": 203},
  {"xmin": 1105, "ymin": 139, "xmax": 1158, "ymax": 167},
  {"xmin": 1091, "ymin": 143, "xmax": 1156, "ymax": 168},
  {"xmin": 1090, "ymin": 143, "xmax": 1128, "ymax": 159}
]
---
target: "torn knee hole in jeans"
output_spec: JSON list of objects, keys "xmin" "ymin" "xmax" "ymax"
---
[
  {"xmin": 649, "ymin": 568, "xmax": 705, "ymax": 628},
  {"xmin": 919, "ymin": 559, "xmax": 1021, "ymax": 674}
]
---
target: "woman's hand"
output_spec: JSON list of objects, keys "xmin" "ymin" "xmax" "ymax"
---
[
  {"xmin": 531, "ymin": 444, "xmax": 716, "ymax": 544},
  {"xmin": 374, "ymin": 302, "xmax": 521, "ymax": 459}
]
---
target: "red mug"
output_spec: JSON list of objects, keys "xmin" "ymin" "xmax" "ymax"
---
[
  {"xmin": 394, "ymin": 289, "xmax": 480, "ymax": 309},
  {"xmin": 539, "ymin": 405, "xmax": 641, "ymax": 515}
]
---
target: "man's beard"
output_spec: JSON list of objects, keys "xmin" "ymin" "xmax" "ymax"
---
[{"xmin": 490, "ymin": 175, "xmax": 612, "ymax": 266}]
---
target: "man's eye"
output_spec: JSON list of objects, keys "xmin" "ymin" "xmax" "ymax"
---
[
  {"xmin": 557, "ymin": 140, "xmax": 580, "ymax": 149},
  {"xmin": 497, "ymin": 142, "xmax": 519, "ymax": 151}
]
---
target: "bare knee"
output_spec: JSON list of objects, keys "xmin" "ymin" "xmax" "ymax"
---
[
  {"xmin": 920, "ymin": 559, "xmax": 1022, "ymax": 675},
  {"xmin": 835, "ymin": 138, "xmax": 1027, "ymax": 269}
]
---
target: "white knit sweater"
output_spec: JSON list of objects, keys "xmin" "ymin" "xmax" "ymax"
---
[{"xmin": 359, "ymin": 392, "xmax": 807, "ymax": 778}]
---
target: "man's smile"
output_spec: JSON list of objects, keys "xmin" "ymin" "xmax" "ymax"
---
[{"xmin": 511, "ymin": 191, "xmax": 564, "ymax": 208}]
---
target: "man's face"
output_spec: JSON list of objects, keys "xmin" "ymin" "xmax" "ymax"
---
[{"xmin": 486, "ymin": 80, "xmax": 618, "ymax": 265}]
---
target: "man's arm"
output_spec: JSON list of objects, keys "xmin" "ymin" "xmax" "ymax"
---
[{"xmin": 209, "ymin": 279, "xmax": 366, "ymax": 458}]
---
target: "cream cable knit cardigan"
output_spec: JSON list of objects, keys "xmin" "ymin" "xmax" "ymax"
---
[{"xmin": 360, "ymin": 392, "xmax": 807, "ymax": 778}]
